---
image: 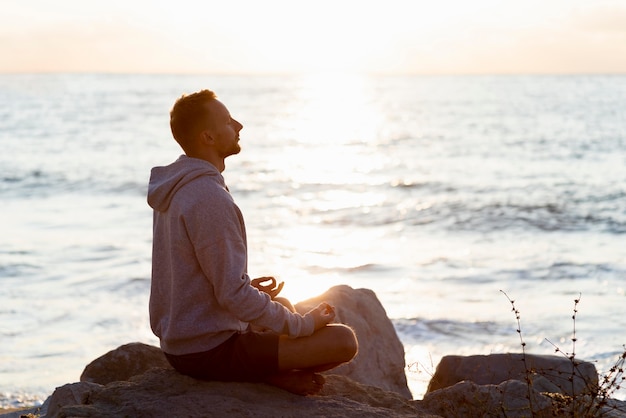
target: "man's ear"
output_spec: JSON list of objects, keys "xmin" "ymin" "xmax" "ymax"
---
[{"xmin": 201, "ymin": 130, "xmax": 214, "ymax": 144}]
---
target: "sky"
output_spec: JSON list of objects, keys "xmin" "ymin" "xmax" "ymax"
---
[{"xmin": 1, "ymin": 0, "xmax": 626, "ymax": 75}]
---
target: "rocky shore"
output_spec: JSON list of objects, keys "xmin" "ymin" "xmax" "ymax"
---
[{"xmin": 5, "ymin": 285, "xmax": 626, "ymax": 417}]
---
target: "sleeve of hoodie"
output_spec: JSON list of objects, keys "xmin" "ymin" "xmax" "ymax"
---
[{"xmin": 186, "ymin": 180, "xmax": 315, "ymax": 338}]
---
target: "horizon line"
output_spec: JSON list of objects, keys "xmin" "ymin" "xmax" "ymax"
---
[{"xmin": 2, "ymin": 70, "xmax": 626, "ymax": 77}]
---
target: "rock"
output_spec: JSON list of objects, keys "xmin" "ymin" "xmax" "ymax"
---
[
  {"xmin": 295, "ymin": 285, "xmax": 412, "ymax": 399},
  {"xmin": 80, "ymin": 342, "xmax": 171, "ymax": 385},
  {"xmin": 422, "ymin": 379, "xmax": 554, "ymax": 418},
  {"xmin": 45, "ymin": 381, "xmax": 103, "ymax": 418},
  {"xmin": 427, "ymin": 353, "xmax": 599, "ymax": 397},
  {"xmin": 44, "ymin": 368, "xmax": 437, "ymax": 418},
  {"xmin": 423, "ymin": 353, "xmax": 626, "ymax": 417},
  {"xmin": 33, "ymin": 286, "xmax": 626, "ymax": 418},
  {"xmin": 77, "ymin": 286, "xmax": 411, "ymax": 399}
]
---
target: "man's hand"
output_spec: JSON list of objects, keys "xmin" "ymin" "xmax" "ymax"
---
[
  {"xmin": 308, "ymin": 302, "xmax": 336, "ymax": 331},
  {"xmin": 251, "ymin": 276, "xmax": 284, "ymax": 300}
]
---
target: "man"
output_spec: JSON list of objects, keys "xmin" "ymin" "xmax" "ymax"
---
[{"xmin": 147, "ymin": 89, "xmax": 358, "ymax": 395}]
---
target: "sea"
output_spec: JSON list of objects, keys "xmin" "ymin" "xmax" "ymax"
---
[{"xmin": 1, "ymin": 73, "xmax": 625, "ymax": 408}]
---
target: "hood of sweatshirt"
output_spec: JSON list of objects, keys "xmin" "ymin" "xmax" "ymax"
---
[{"xmin": 147, "ymin": 155, "xmax": 225, "ymax": 212}]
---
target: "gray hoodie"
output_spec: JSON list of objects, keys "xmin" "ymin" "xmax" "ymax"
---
[{"xmin": 147, "ymin": 155, "xmax": 314, "ymax": 355}]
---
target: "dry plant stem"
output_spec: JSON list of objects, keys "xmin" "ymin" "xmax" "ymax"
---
[
  {"xmin": 500, "ymin": 290, "xmax": 534, "ymax": 414},
  {"xmin": 544, "ymin": 294, "xmax": 599, "ymax": 415},
  {"xmin": 570, "ymin": 295, "xmax": 580, "ymax": 414},
  {"xmin": 409, "ymin": 353, "xmax": 435, "ymax": 378},
  {"xmin": 503, "ymin": 291, "xmax": 626, "ymax": 417},
  {"xmin": 567, "ymin": 294, "xmax": 581, "ymax": 414}
]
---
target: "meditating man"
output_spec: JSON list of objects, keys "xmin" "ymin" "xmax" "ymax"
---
[{"xmin": 147, "ymin": 89, "xmax": 358, "ymax": 395}]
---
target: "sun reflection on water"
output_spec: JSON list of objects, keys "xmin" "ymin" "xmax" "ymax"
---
[
  {"xmin": 290, "ymin": 72, "xmax": 382, "ymax": 145},
  {"xmin": 243, "ymin": 72, "xmax": 397, "ymax": 301}
]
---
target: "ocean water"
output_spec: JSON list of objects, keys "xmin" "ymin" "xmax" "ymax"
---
[{"xmin": 1, "ymin": 73, "xmax": 625, "ymax": 408}]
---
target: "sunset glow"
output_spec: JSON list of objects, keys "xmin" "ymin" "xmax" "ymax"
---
[{"xmin": 2, "ymin": 0, "xmax": 626, "ymax": 74}]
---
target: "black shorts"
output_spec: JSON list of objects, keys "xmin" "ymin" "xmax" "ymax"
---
[{"xmin": 164, "ymin": 331, "xmax": 280, "ymax": 383}]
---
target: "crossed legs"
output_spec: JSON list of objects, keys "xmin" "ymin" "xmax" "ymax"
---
[{"xmin": 265, "ymin": 323, "xmax": 358, "ymax": 395}]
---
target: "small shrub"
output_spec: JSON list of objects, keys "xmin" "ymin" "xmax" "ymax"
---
[{"xmin": 501, "ymin": 290, "xmax": 626, "ymax": 417}]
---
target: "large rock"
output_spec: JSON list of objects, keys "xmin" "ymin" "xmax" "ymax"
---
[
  {"xmin": 295, "ymin": 285, "xmax": 412, "ymax": 399},
  {"xmin": 45, "ymin": 368, "xmax": 436, "ymax": 418},
  {"xmin": 80, "ymin": 342, "xmax": 171, "ymax": 385},
  {"xmin": 427, "ymin": 353, "xmax": 599, "ymax": 397},
  {"xmin": 422, "ymin": 379, "xmax": 554, "ymax": 418},
  {"xmin": 78, "ymin": 286, "xmax": 410, "ymax": 399},
  {"xmin": 48, "ymin": 285, "xmax": 414, "ymax": 417},
  {"xmin": 423, "ymin": 353, "xmax": 626, "ymax": 417},
  {"xmin": 28, "ymin": 286, "xmax": 626, "ymax": 418}
]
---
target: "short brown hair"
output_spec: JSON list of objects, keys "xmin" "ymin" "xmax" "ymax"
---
[{"xmin": 169, "ymin": 89, "xmax": 217, "ymax": 152}]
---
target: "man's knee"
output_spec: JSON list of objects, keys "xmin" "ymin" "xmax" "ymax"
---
[
  {"xmin": 274, "ymin": 296, "xmax": 295, "ymax": 312},
  {"xmin": 327, "ymin": 324, "xmax": 358, "ymax": 361}
]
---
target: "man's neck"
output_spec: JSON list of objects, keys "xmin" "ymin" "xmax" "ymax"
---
[{"xmin": 186, "ymin": 152, "xmax": 226, "ymax": 173}]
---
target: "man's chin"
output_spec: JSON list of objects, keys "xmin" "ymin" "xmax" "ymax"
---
[{"xmin": 228, "ymin": 146, "xmax": 241, "ymax": 157}]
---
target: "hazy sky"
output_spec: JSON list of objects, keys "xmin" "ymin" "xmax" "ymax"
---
[{"xmin": 2, "ymin": 0, "xmax": 626, "ymax": 75}]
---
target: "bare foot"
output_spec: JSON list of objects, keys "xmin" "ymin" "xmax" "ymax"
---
[{"xmin": 265, "ymin": 370, "xmax": 325, "ymax": 396}]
